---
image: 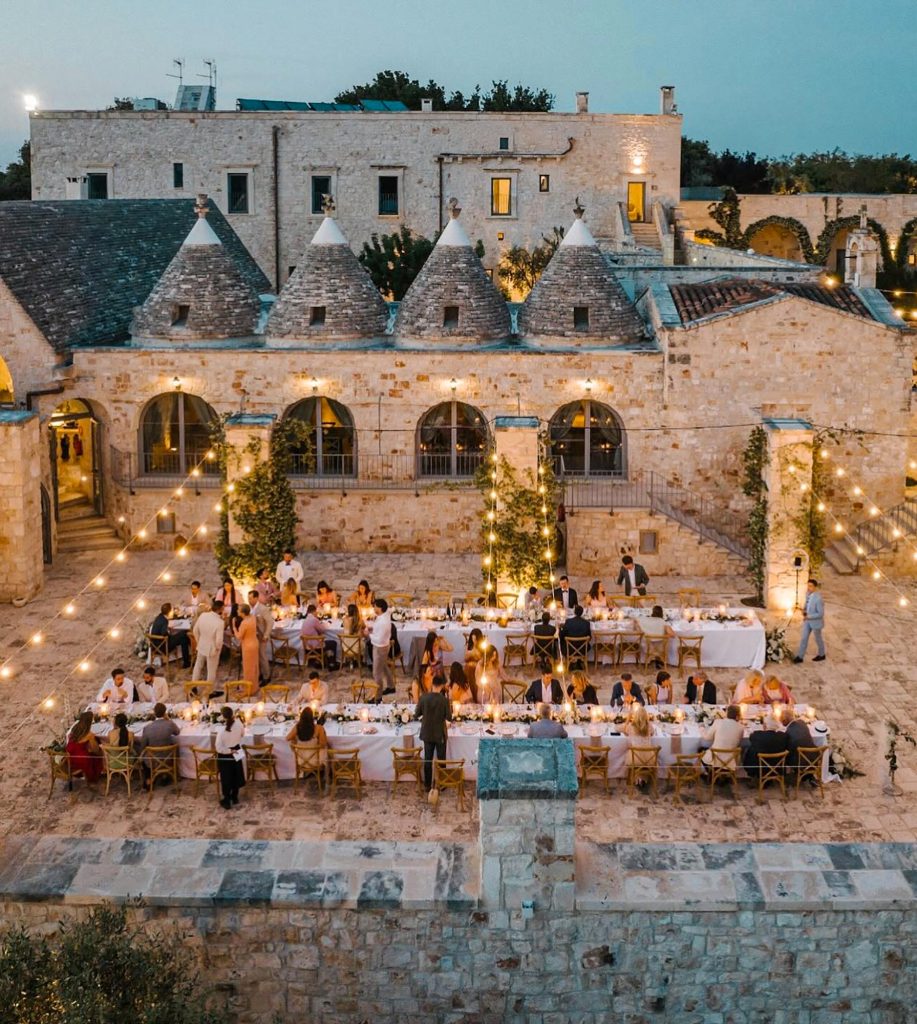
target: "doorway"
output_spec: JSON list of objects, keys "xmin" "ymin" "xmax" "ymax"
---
[
  {"xmin": 626, "ymin": 181, "xmax": 646, "ymax": 223},
  {"xmin": 49, "ymin": 399, "xmax": 103, "ymax": 517}
]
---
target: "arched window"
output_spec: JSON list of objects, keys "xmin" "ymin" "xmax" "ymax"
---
[
  {"xmin": 549, "ymin": 400, "xmax": 625, "ymax": 477},
  {"xmin": 140, "ymin": 392, "xmax": 218, "ymax": 476},
  {"xmin": 417, "ymin": 401, "xmax": 489, "ymax": 478},
  {"xmin": 283, "ymin": 396, "xmax": 356, "ymax": 477},
  {"xmin": 0, "ymin": 355, "xmax": 14, "ymax": 403}
]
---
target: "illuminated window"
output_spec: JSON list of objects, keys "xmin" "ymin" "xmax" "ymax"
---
[
  {"xmin": 491, "ymin": 177, "xmax": 512, "ymax": 216},
  {"xmin": 311, "ymin": 174, "xmax": 331, "ymax": 214},
  {"xmin": 284, "ymin": 396, "xmax": 356, "ymax": 477},
  {"xmin": 140, "ymin": 393, "xmax": 218, "ymax": 478},
  {"xmin": 539, "ymin": 174, "xmax": 550, "ymax": 193},
  {"xmin": 549, "ymin": 400, "xmax": 625, "ymax": 478},
  {"xmin": 417, "ymin": 402, "xmax": 489, "ymax": 478}
]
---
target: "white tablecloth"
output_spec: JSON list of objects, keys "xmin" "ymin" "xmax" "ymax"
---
[{"xmin": 90, "ymin": 702, "xmax": 828, "ymax": 782}]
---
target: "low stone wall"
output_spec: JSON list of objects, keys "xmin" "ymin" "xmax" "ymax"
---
[{"xmin": 0, "ymin": 834, "xmax": 915, "ymax": 1023}]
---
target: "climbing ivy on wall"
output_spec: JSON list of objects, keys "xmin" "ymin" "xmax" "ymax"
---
[
  {"xmin": 741, "ymin": 425, "xmax": 768, "ymax": 605},
  {"xmin": 814, "ymin": 215, "xmax": 893, "ymax": 270},
  {"xmin": 742, "ymin": 215, "xmax": 816, "ymax": 262}
]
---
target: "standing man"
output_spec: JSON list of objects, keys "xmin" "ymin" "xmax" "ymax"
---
[
  {"xmin": 551, "ymin": 575, "xmax": 578, "ymax": 611},
  {"xmin": 248, "ymin": 589, "xmax": 275, "ymax": 685},
  {"xmin": 616, "ymin": 555, "xmax": 649, "ymax": 597},
  {"xmin": 793, "ymin": 579, "xmax": 826, "ymax": 663},
  {"xmin": 192, "ymin": 600, "xmax": 225, "ymax": 685},
  {"xmin": 414, "ymin": 673, "xmax": 452, "ymax": 792},
  {"xmin": 276, "ymin": 549, "xmax": 304, "ymax": 592},
  {"xmin": 365, "ymin": 598, "xmax": 392, "ymax": 701}
]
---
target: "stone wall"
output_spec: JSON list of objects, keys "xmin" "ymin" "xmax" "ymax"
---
[
  {"xmin": 0, "ymin": 410, "xmax": 45, "ymax": 601},
  {"xmin": 30, "ymin": 108, "xmax": 682, "ymax": 284}
]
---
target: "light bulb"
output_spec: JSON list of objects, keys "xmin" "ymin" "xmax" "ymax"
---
[
  {"xmin": 835, "ymin": 468, "xmax": 845, "ymax": 478},
  {"xmin": 136, "ymin": 598, "xmax": 147, "ymax": 610},
  {"xmin": 213, "ymin": 503, "xmax": 222, "ymax": 513},
  {"xmin": 79, "ymin": 660, "xmax": 91, "ymax": 672},
  {"xmin": 488, "ymin": 532, "xmax": 496, "ymax": 543},
  {"xmin": 117, "ymin": 515, "xmax": 126, "ymax": 524},
  {"xmin": 852, "ymin": 486, "xmax": 862, "ymax": 496},
  {"xmin": 115, "ymin": 551, "xmax": 126, "ymax": 562},
  {"xmin": 856, "ymin": 546, "xmax": 865, "ymax": 555},
  {"xmin": 31, "ymin": 632, "xmax": 43, "ymax": 645},
  {"xmin": 483, "ymin": 556, "xmax": 492, "ymax": 567},
  {"xmin": 834, "ymin": 523, "xmax": 843, "ymax": 534},
  {"xmin": 94, "ymin": 576, "xmax": 105, "ymax": 587},
  {"xmin": 43, "ymin": 697, "xmax": 55, "ymax": 710},
  {"xmin": 178, "ymin": 548, "xmax": 188, "ymax": 558},
  {"xmin": 174, "ymin": 487, "xmax": 184, "ymax": 497},
  {"xmin": 489, "ymin": 490, "xmax": 497, "ymax": 500},
  {"xmin": 191, "ymin": 468, "xmax": 200, "ymax": 478},
  {"xmin": 487, "ymin": 511, "xmax": 495, "ymax": 521},
  {"xmin": 227, "ymin": 483, "xmax": 235, "ymax": 493},
  {"xmin": 872, "ymin": 570, "xmax": 881, "ymax": 580},
  {"xmin": 138, "ymin": 528, "xmax": 148, "ymax": 539},
  {"xmin": 199, "ymin": 525, "xmax": 208, "ymax": 535},
  {"xmin": 64, "ymin": 603, "xmax": 75, "ymax": 615},
  {"xmin": 0, "ymin": 666, "xmax": 11, "ymax": 679},
  {"xmin": 899, "ymin": 597, "xmax": 909, "ymax": 607},
  {"xmin": 161, "ymin": 571, "xmax": 172, "ymax": 582},
  {"xmin": 816, "ymin": 502, "xmax": 825, "ymax": 512},
  {"xmin": 869, "ymin": 507, "xmax": 879, "ymax": 517},
  {"xmin": 109, "ymin": 627, "xmax": 121, "ymax": 639}
]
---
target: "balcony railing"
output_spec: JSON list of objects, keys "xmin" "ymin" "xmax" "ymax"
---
[
  {"xmin": 378, "ymin": 192, "xmax": 399, "ymax": 216},
  {"xmin": 110, "ymin": 447, "xmax": 221, "ymax": 492}
]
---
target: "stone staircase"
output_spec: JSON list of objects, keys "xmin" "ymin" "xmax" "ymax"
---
[
  {"xmin": 56, "ymin": 496, "xmax": 122, "ymax": 553},
  {"xmin": 823, "ymin": 497, "xmax": 917, "ymax": 574},
  {"xmin": 629, "ymin": 222, "xmax": 661, "ymax": 251}
]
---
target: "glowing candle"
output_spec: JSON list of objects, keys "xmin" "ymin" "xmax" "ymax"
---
[
  {"xmin": 563, "ymin": 701, "xmax": 572, "ymax": 716},
  {"xmin": 493, "ymin": 706, "xmax": 502, "ymax": 722},
  {"xmin": 310, "ymin": 700, "xmax": 319, "ymax": 714},
  {"xmin": 674, "ymin": 708, "xmax": 685, "ymax": 723},
  {"xmin": 360, "ymin": 707, "xmax": 370, "ymax": 723},
  {"xmin": 99, "ymin": 703, "xmax": 109, "ymax": 718},
  {"xmin": 453, "ymin": 701, "xmax": 461, "ymax": 719}
]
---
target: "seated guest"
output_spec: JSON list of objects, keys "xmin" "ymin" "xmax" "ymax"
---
[
  {"xmin": 99, "ymin": 667, "xmax": 136, "ymax": 704},
  {"xmin": 560, "ymin": 605, "xmax": 591, "ymax": 665},
  {"xmin": 610, "ymin": 673, "xmax": 646, "ymax": 707},
  {"xmin": 639, "ymin": 606, "xmax": 674, "ymax": 639},
  {"xmin": 733, "ymin": 669, "xmax": 765, "ymax": 705},
  {"xmin": 420, "ymin": 630, "xmax": 454, "ymax": 691},
  {"xmin": 523, "ymin": 586, "xmax": 541, "ymax": 611},
  {"xmin": 315, "ymin": 580, "xmax": 338, "ymax": 609},
  {"xmin": 463, "ymin": 628, "xmax": 485, "ymax": 687},
  {"xmin": 348, "ymin": 580, "xmax": 375, "ymax": 611},
  {"xmin": 551, "ymin": 575, "xmax": 577, "ymax": 611},
  {"xmin": 136, "ymin": 666, "xmax": 169, "ymax": 704},
  {"xmin": 763, "ymin": 674, "xmax": 795, "ymax": 706},
  {"xmin": 188, "ymin": 581, "xmax": 204, "ymax": 615},
  {"xmin": 342, "ymin": 602, "xmax": 362, "ymax": 636},
  {"xmin": 650, "ymin": 670, "xmax": 674, "ymax": 705},
  {"xmin": 684, "ymin": 672, "xmax": 717, "ymax": 705},
  {"xmin": 137, "ymin": 703, "xmax": 180, "ymax": 784},
  {"xmin": 742, "ymin": 715, "xmax": 789, "ymax": 777},
  {"xmin": 449, "ymin": 661, "xmax": 476, "ymax": 704},
  {"xmin": 475, "ymin": 645, "xmax": 505, "ymax": 704},
  {"xmin": 525, "ymin": 662, "xmax": 564, "ymax": 705},
  {"xmin": 66, "ymin": 711, "xmax": 102, "ymax": 782},
  {"xmin": 532, "ymin": 612, "xmax": 558, "ymax": 661},
  {"xmin": 150, "ymin": 603, "xmax": 191, "ymax": 669},
  {"xmin": 300, "ymin": 604, "xmax": 338, "ymax": 670},
  {"xmin": 255, "ymin": 568, "xmax": 278, "ymax": 604},
  {"xmin": 567, "ymin": 669, "xmax": 599, "ymax": 706},
  {"xmin": 286, "ymin": 706, "xmax": 328, "ymax": 759},
  {"xmin": 296, "ymin": 670, "xmax": 328, "ymax": 706},
  {"xmin": 782, "ymin": 706, "xmax": 816, "ymax": 769},
  {"xmin": 279, "ymin": 578, "xmax": 301, "ymax": 610},
  {"xmin": 527, "ymin": 703, "xmax": 568, "ymax": 739},
  {"xmin": 214, "ymin": 577, "xmax": 238, "ymax": 619},
  {"xmin": 701, "ymin": 705, "xmax": 744, "ymax": 769},
  {"xmin": 624, "ymin": 704, "xmax": 654, "ymax": 785},
  {"xmin": 582, "ymin": 580, "xmax": 608, "ymax": 609},
  {"xmin": 106, "ymin": 711, "xmax": 137, "ymax": 752}
]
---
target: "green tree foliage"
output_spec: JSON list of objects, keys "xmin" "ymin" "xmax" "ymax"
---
[
  {"xmin": 695, "ymin": 188, "xmax": 745, "ymax": 248},
  {"xmin": 497, "ymin": 227, "xmax": 564, "ymax": 297},
  {"xmin": 335, "ymin": 70, "xmax": 553, "ymax": 111},
  {"xmin": 680, "ymin": 138, "xmax": 769, "ymax": 193},
  {"xmin": 0, "ymin": 141, "xmax": 30, "ymax": 201},
  {"xmin": 359, "ymin": 226, "xmax": 483, "ymax": 299},
  {"xmin": 0, "ymin": 903, "xmax": 221, "ymax": 1023},
  {"xmin": 741, "ymin": 426, "xmax": 769, "ymax": 607}
]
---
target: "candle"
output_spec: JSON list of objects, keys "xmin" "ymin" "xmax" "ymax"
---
[
  {"xmin": 807, "ymin": 705, "xmax": 816, "ymax": 721},
  {"xmin": 718, "ymin": 603, "xmax": 727, "ymax": 616},
  {"xmin": 493, "ymin": 706, "xmax": 502, "ymax": 722},
  {"xmin": 452, "ymin": 701, "xmax": 461, "ymax": 719},
  {"xmin": 563, "ymin": 701, "xmax": 572, "ymax": 716},
  {"xmin": 485, "ymin": 703, "xmax": 494, "ymax": 721},
  {"xmin": 323, "ymin": 603, "xmax": 331, "ymax": 614},
  {"xmin": 255, "ymin": 701, "xmax": 265, "ymax": 714},
  {"xmin": 360, "ymin": 707, "xmax": 370, "ymax": 723},
  {"xmin": 674, "ymin": 708, "xmax": 685, "ymax": 723},
  {"xmin": 182, "ymin": 707, "xmax": 193, "ymax": 721},
  {"xmin": 310, "ymin": 700, "xmax": 319, "ymax": 714}
]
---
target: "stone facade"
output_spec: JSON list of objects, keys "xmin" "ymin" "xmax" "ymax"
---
[
  {"xmin": 29, "ymin": 104, "xmax": 683, "ymax": 285},
  {"xmin": 0, "ymin": 411, "xmax": 44, "ymax": 601}
]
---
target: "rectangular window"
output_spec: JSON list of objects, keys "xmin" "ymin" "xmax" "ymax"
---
[
  {"xmin": 86, "ymin": 173, "xmax": 108, "ymax": 199},
  {"xmin": 443, "ymin": 305, "xmax": 459, "ymax": 328},
  {"xmin": 311, "ymin": 174, "xmax": 331, "ymax": 215},
  {"xmin": 309, "ymin": 306, "xmax": 326, "ymax": 326},
  {"xmin": 170, "ymin": 304, "xmax": 190, "ymax": 326},
  {"xmin": 639, "ymin": 530, "xmax": 658, "ymax": 555},
  {"xmin": 499, "ymin": 137, "xmax": 509, "ymax": 151},
  {"xmin": 378, "ymin": 175, "xmax": 399, "ymax": 216},
  {"xmin": 172, "ymin": 162, "xmax": 184, "ymax": 189},
  {"xmin": 539, "ymin": 174, "xmax": 550, "ymax": 193},
  {"xmin": 157, "ymin": 511, "xmax": 176, "ymax": 534},
  {"xmin": 227, "ymin": 172, "xmax": 250, "ymax": 214},
  {"xmin": 491, "ymin": 177, "xmax": 512, "ymax": 216},
  {"xmin": 573, "ymin": 306, "xmax": 590, "ymax": 330}
]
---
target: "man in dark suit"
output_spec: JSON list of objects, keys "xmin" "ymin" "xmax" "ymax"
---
[
  {"xmin": 551, "ymin": 575, "xmax": 578, "ymax": 611},
  {"xmin": 525, "ymin": 664, "xmax": 564, "ymax": 704},
  {"xmin": 783, "ymin": 708, "xmax": 815, "ymax": 770},
  {"xmin": 560, "ymin": 605, "xmax": 592, "ymax": 666},
  {"xmin": 742, "ymin": 721, "xmax": 789, "ymax": 778},
  {"xmin": 610, "ymin": 673, "xmax": 646, "ymax": 707},
  {"xmin": 150, "ymin": 602, "xmax": 191, "ymax": 669},
  {"xmin": 532, "ymin": 611, "xmax": 558, "ymax": 662},
  {"xmin": 684, "ymin": 672, "xmax": 717, "ymax": 705},
  {"xmin": 617, "ymin": 556, "xmax": 649, "ymax": 596},
  {"xmin": 414, "ymin": 673, "xmax": 452, "ymax": 791}
]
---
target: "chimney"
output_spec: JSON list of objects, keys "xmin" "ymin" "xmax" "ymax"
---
[
  {"xmin": 421, "ymin": 97, "xmax": 433, "ymax": 113},
  {"xmin": 575, "ymin": 91, "xmax": 589, "ymax": 114},
  {"xmin": 660, "ymin": 86, "xmax": 676, "ymax": 115}
]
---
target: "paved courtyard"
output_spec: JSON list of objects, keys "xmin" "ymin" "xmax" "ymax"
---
[{"xmin": 2, "ymin": 547, "xmax": 915, "ymax": 847}]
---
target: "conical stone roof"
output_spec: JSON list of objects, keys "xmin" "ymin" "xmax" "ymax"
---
[
  {"xmin": 266, "ymin": 208, "xmax": 388, "ymax": 341},
  {"xmin": 518, "ymin": 203, "xmax": 646, "ymax": 343},
  {"xmin": 131, "ymin": 194, "xmax": 261, "ymax": 341},
  {"xmin": 394, "ymin": 201, "xmax": 510, "ymax": 344}
]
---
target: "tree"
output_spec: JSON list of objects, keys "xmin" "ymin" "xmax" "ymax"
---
[
  {"xmin": 107, "ymin": 97, "xmax": 136, "ymax": 111},
  {"xmin": 497, "ymin": 227, "xmax": 564, "ymax": 297},
  {"xmin": 358, "ymin": 226, "xmax": 484, "ymax": 300},
  {"xmin": 681, "ymin": 138, "xmax": 769, "ymax": 193},
  {"xmin": 335, "ymin": 70, "xmax": 553, "ymax": 112},
  {"xmin": 0, "ymin": 903, "xmax": 221, "ymax": 1023},
  {"xmin": 0, "ymin": 141, "xmax": 30, "ymax": 201},
  {"xmin": 695, "ymin": 188, "xmax": 745, "ymax": 248}
]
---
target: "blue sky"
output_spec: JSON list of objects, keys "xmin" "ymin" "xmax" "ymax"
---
[{"xmin": 2, "ymin": 0, "xmax": 914, "ymax": 167}]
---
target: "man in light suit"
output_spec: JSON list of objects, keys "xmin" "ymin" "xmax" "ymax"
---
[
  {"xmin": 616, "ymin": 555, "xmax": 649, "ymax": 596},
  {"xmin": 793, "ymin": 578, "xmax": 826, "ymax": 662}
]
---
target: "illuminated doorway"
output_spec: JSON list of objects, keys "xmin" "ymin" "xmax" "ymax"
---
[
  {"xmin": 626, "ymin": 181, "xmax": 646, "ymax": 223},
  {"xmin": 49, "ymin": 399, "xmax": 102, "ymax": 517}
]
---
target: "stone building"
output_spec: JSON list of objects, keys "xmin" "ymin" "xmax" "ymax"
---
[
  {"xmin": 28, "ymin": 88, "xmax": 684, "ymax": 287},
  {"xmin": 0, "ymin": 186, "xmax": 912, "ymax": 604}
]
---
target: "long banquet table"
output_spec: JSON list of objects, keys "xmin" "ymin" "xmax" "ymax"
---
[{"xmin": 89, "ymin": 701, "xmax": 830, "ymax": 783}]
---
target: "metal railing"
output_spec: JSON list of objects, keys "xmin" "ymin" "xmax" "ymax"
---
[
  {"xmin": 110, "ymin": 446, "xmax": 221, "ymax": 492},
  {"xmin": 378, "ymin": 192, "xmax": 399, "ymax": 216},
  {"xmin": 562, "ymin": 470, "xmax": 751, "ymax": 562},
  {"xmin": 827, "ymin": 498, "xmax": 917, "ymax": 570}
]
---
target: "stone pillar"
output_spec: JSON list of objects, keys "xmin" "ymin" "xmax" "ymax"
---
[
  {"xmin": 477, "ymin": 737, "xmax": 577, "ymax": 911},
  {"xmin": 763, "ymin": 417, "xmax": 814, "ymax": 612},
  {"xmin": 844, "ymin": 205, "xmax": 878, "ymax": 289},
  {"xmin": 224, "ymin": 413, "xmax": 276, "ymax": 546},
  {"xmin": 0, "ymin": 410, "xmax": 44, "ymax": 603}
]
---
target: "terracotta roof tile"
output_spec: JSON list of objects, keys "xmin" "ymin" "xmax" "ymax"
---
[{"xmin": 669, "ymin": 277, "xmax": 873, "ymax": 324}]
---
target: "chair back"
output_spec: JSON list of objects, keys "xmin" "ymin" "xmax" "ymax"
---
[
  {"xmin": 103, "ymin": 744, "xmax": 132, "ymax": 774},
  {"xmin": 495, "ymin": 592, "xmax": 517, "ymax": 610},
  {"xmin": 794, "ymin": 746, "xmax": 825, "ymax": 792},
  {"xmin": 340, "ymin": 634, "xmax": 363, "ymax": 660},
  {"xmin": 291, "ymin": 740, "xmax": 323, "ymax": 773},
  {"xmin": 579, "ymin": 744, "xmax": 609, "ymax": 777},
  {"xmin": 565, "ymin": 636, "xmax": 590, "ymax": 668},
  {"xmin": 677, "ymin": 635, "xmax": 704, "ymax": 669},
  {"xmin": 48, "ymin": 748, "xmax": 72, "ymax": 782},
  {"xmin": 501, "ymin": 680, "xmax": 527, "ymax": 705},
  {"xmin": 676, "ymin": 588, "xmax": 701, "ymax": 608},
  {"xmin": 709, "ymin": 746, "xmax": 740, "ymax": 773},
  {"xmin": 386, "ymin": 592, "xmax": 414, "ymax": 607},
  {"xmin": 184, "ymin": 681, "xmax": 214, "ymax": 702},
  {"xmin": 190, "ymin": 745, "xmax": 218, "ymax": 777},
  {"xmin": 433, "ymin": 758, "xmax": 465, "ymax": 787},
  {"xmin": 225, "ymin": 680, "xmax": 255, "ymax": 702},
  {"xmin": 261, "ymin": 684, "xmax": 290, "ymax": 703},
  {"xmin": 757, "ymin": 749, "xmax": 788, "ymax": 797},
  {"xmin": 532, "ymin": 633, "xmax": 557, "ymax": 661},
  {"xmin": 617, "ymin": 632, "xmax": 643, "ymax": 664},
  {"xmin": 391, "ymin": 746, "xmax": 422, "ymax": 778},
  {"xmin": 502, "ymin": 632, "xmax": 531, "ymax": 667},
  {"xmin": 427, "ymin": 590, "xmax": 452, "ymax": 607},
  {"xmin": 464, "ymin": 592, "xmax": 487, "ymax": 607},
  {"xmin": 628, "ymin": 744, "xmax": 660, "ymax": 771}
]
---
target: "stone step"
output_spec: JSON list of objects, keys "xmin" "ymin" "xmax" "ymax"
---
[
  {"xmin": 58, "ymin": 500, "xmax": 95, "ymax": 521},
  {"xmin": 58, "ymin": 532, "xmax": 122, "ymax": 552},
  {"xmin": 58, "ymin": 522, "xmax": 119, "ymax": 541}
]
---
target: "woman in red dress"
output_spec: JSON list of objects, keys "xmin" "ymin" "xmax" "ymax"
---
[{"xmin": 66, "ymin": 710, "xmax": 102, "ymax": 782}]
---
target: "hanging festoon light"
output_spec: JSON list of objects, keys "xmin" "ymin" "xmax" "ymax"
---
[{"xmin": 535, "ymin": 436, "xmax": 564, "ymax": 680}]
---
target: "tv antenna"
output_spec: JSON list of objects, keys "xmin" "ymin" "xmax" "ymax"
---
[
  {"xmin": 198, "ymin": 59, "xmax": 217, "ymax": 92},
  {"xmin": 167, "ymin": 58, "xmax": 185, "ymax": 87}
]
